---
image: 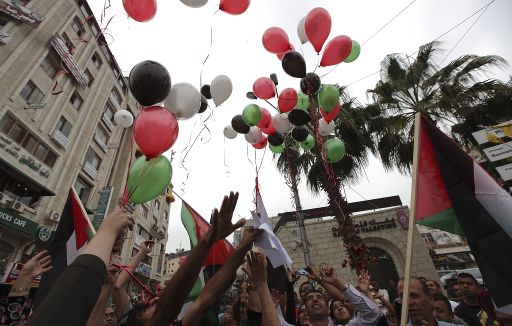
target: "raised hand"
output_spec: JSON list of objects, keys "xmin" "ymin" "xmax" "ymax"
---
[
  {"xmin": 21, "ymin": 250, "xmax": 52, "ymax": 278},
  {"xmin": 141, "ymin": 240, "xmax": 155, "ymax": 255},
  {"xmin": 104, "ymin": 264, "xmax": 120, "ymax": 285},
  {"xmin": 204, "ymin": 192, "xmax": 245, "ymax": 244},
  {"xmin": 358, "ymin": 269, "xmax": 371, "ymax": 294},
  {"xmin": 103, "ymin": 207, "xmax": 135, "ymax": 237},
  {"xmin": 239, "ymin": 227, "xmax": 262, "ymax": 249},
  {"xmin": 305, "ymin": 266, "xmax": 321, "ymax": 282},
  {"xmin": 246, "ymin": 251, "xmax": 267, "ymax": 285}
]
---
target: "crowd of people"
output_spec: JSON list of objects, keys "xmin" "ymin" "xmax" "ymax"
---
[{"xmin": 0, "ymin": 191, "xmax": 511, "ymax": 326}]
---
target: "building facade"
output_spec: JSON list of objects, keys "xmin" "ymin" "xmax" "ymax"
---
[
  {"xmin": 274, "ymin": 200, "xmax": 439, "ymax": 299},
  {"xmin": 162, "ymin": 250, "xmax": 189, "ymax": 285},
  {"xmin": 0, "ymin": 0, "xmax": 172, "ymax": 284}
]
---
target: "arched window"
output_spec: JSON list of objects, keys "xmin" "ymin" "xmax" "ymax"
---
[{"xmin": 367, "ymin": 247, "xmax": 400, "ymax": 301}]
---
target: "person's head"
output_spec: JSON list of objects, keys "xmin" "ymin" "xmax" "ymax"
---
[
  {"xmin": 397, "ymin": 277, "xmax": 435, "ymax": 326},
  {"xmin": 298, "ymin": 304, "xmax": 311, "ymax": 326},
  {"xmin": 104, "ymin": 306, "xmax": 117, "ymax": 326},
  {"xmin": 457, "ymin": 273, "xmax": 479, "ymax": 301},
  {"xmin": 425, "ymin": 280, "xmax": 442, "ymax": 295},
  {"xmin": 431, "ymin": 294, "xmax": 454, "ymax": 323},
  {"xmin": 304, "ymin": 290, "xmax": 329, "ymax": 321},
  {"xmin": 122, "ymin": 297, "xmax": 159, "ymax": 326},
  {"xmin": 219, "ymin": 313, "xmax": 237, "ymax": 326},
  {"xmin": 299, "ymin": 281, "xmax": 315, "ymax": 301},
  {"xmin": 330, "ymin": 300, "xmax": 351, "ymax": 324}
]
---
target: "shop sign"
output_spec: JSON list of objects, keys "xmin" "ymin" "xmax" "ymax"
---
[
  {"xmin": 472, "ymin": 121, "xmax": 512, "ymax": 145},
  {"xmin": 482, "ymin": 141, "xmax": 512, "ymax": 162},
  {"xmin": 135, "ymin": 263, "xmax": 151, "ymax": 277},
  {"xmin": 1, "ymin": 262, "xmax": 41, "ymax": 285},
  {"xmin": 37, "ymin": 226, "xmax": 53, "ymax": 243},
  {"xmin": 496, "ymin": 163, "xmax": 512, "ymax": 181},
  {"xmin": 332, "ymin": 217, "xmax": 397, "ymax": 237},
  {"xmin": 0, "ymin": 134, "xmax": 51, "ymax": 179},
  {"xmin": 0, "ymin": 207, "xmax": 38, "ymax": 235},
  {"xmin": 0, "ymin": 0, "xmax": 44, "ymax": 28},
  {"xmin": 50, "ymin": 34, "xmax": 89, "ymax": 86},
  {"xmin": 93, "ymin": 187, "xmax": 112, "ymax": 230}
]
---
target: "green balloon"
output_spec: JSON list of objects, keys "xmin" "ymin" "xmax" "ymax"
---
[
  {"xmin": 300, "ymin": 134, "xmax": 315, "ymax": 150},
  {"xmin": 318, "ymin": 85, "xmax": 339, "ymax": 112},
  {"xmin": 127, "ymin": 155, "xmax": 172, "ymax": 204},
  {"xmin": 297, "ymin": 92, "xmax": 310, "ymax": 110},
  {"xmin": 242, "ymin": 104, "xmax": 262, "ymax": 126},
  {"xmin": 269, "ymin": 144, "xmax": 284, "ymax": 153},
  {"xmin": 324, "ymin": 137, "xmax": 346, "ymax": 163},
  {"xmin": 344, "ymin": 40, "xmax": 361, "ymax": 63}
]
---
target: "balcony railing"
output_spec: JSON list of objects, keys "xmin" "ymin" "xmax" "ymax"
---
[
  {"xmin": 51, "ymin": 129, "xmax": 70, "ymax": 149},
  {"xmin": 83, "ymin": 161, "xmax": 99, "ymax": 179}
]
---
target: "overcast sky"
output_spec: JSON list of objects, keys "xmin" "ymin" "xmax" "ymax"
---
[{"xmin": 89, "ymin": 0, "xmax": 512, "ymax": 253}]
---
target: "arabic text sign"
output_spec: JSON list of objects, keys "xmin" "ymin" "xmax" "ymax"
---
[
  {"xmin": 332, "ymin": 217, "xmax": 397, "ymax": 236},
  {"xmin": 0, "ymin": 0, "xmax": 44, "ymax": 28},
  {"xmin": 50, "ymin": 34, "xmax": 90, "ymax": 86},
  {"xmin": 471, "ymin": 121, "xmax": 512, "ymax": 145},
  {"xmin": 482, "ymin": 141, "xmax": 512, "ymax": 162}
]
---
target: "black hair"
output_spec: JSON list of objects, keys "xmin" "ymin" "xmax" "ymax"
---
[
  {"xmin": 432, "ymin": 293, "xmax": 453, "ymax": 313},
  {"xmin": 457, "ymin": 272, "xmax": 478, "ymax": 285}
]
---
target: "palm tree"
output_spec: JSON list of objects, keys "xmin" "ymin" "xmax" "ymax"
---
[
  {"xmin": 274, "ymin": 86, "xmax": 375, "ymax": 270},
  {"xmin": 366, "ymin": 41, "xmax": 509, "ymax": 173}
]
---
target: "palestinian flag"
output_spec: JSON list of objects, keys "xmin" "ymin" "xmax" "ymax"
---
[
  {"xmin": 414, "ymin": 115, "xmax": 512, "ymax": 310},
  {"xmin": 178, "ymin": 200, "xmax": 235, "ymax": 323},
  {"xmin": 33, "ymin": 188, "xmax": 95, "ymax": 309}
]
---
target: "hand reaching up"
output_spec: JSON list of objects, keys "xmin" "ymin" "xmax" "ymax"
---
[
  {"xmin": 246, "ymin": 251, "xmax": 267, "ymax": 285},
  {"xmin": 102, "ymin": 208, "xmax": 134, "ymax": 238},
  {"xmin": 358, "ymin": 269, "xmax": 371, "ymax": 294},
  {"xmin": 21, "ymin": 250, "xmax": 52, "ymax": 279},
  {"xmin": 239, "ymin": 227, "xmax": 262, "ymax": 249},
  {"xmin": 205, "ymin": 192, "xmax": 245, "ymax": 244}
]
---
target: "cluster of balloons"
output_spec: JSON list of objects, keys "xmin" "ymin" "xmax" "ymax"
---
[
  {"xmin": 124, "ymin": 0, "xmax": 250, "ymax": 22},
  {"xmin": 261, "ymin": 7, "xmax": 361, "ymax": 81},
  {"xmin": 223, "ymin": 74, "xmax": 346, "ymax": 163},
  {"xmin": 180, "ymin": 0, "xmax": 250, "ymax": 15}
]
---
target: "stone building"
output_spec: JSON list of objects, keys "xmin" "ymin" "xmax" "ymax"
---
[
  {"xmin": 162, "ymin": 250, "xmax": 189, "ymax": 285},
  {"xmin": 0, "ymin": 0, "xmax": 171, "ymax": 284},
  {"xmin": 274, "ymin": 196, "xmax": 439, "ymax": 299}
]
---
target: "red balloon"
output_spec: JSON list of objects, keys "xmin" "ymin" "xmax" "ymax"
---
[
  {"xmin": 320, "ymin": 35, "xmax": 352, "ymax": 67},
  {"xmin": 257, "ymin": 107, "xmax": 272, "ymax": 129},
  {"xmin": 134, "ymin": 106, "xmax": 179, "ymax": 158},
  {"xmin": 305, "ymin": 7, "xmax": 331, "ymax": 53},
  {"xmin": 278, "ymin": 88, "xmax": 298, "ymax": 113},
  {"xmin": 320, "ymin": 101, "xmax": 340, "ymax": 123},
  {"xmin": 262, "ymin": 27, "xmax": 291, "ymax": 54},
  {"xmin": 122, "ymin": 0, "xmax": 157, "ymax": 22},
  {"xmin": 260, "ymin": 120, "xmax": 276, "ymax": 135},
  {"xmin": 253, "ymin": 77, "xmax": 276, "ymax": 99},
  {"xmin": 276, "ymin": 45, "xmax": 295, "ymax": 60},
  {"xmin": 252, "ymin": 136, "xmax": 268, "ymax": 149},
  {"xmin": 219, "ymin": 0, "xmax": 250, "ymax": 15}
]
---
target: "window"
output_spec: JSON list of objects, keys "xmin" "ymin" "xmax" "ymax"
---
[
  {"xmin": 421, "ymin": 233, "xmax": 436, "ymax": 245},
  {"xmin": 55, "ymin": 116, "xmax": 72, "ymax": 137},
  {"xmin": 74, "ymin": 176, "xmax": 91, "ymax": 203},
  {"xmin": 40, "ymin": 53, "xmax": 60, "ymax": 79},
  {"xmin": 0, "ymin": 114, "xmax": 57, "ymax": 167},
  {"xmin": 102, "ymin": 102, "xmax": 115, "ymax": 128},
  {"xmin": 94, "ymin": 125, "xmax": 109, "ymax": 148},
  {"xmin": 84, "ymin": 69, "xmax": 94, "ymax": 87},
  {"xmin": 71, "ymin": 16, "xmax": 84, "ymax": 36},
  {"xmin": 137, "ymin": 225, "xmax": 153, "ymax": 241},
  {"xmin": 153, "ymin": 200, "xmax": 160, "ymax": 217},
  {"xmin": 111, "ymin": 88, "xmax": 122, "ymax": 106},
  {"xmin": 141, "ymin": 205, "xmax": 149, "ymax": 218},
  {"xmin": 69, "ymin": 92, "xmax": 83, "ymax": 111},
  {"xmin": 0, "ymin": 170, "xmax": 41, "ymax": 207},
  {"xmin": 62, "ymin": 33, "xmax": 74, "ymax": 54},
  {"xmin": 84, "ymin": 147, "xmax": 101, "ymax": 170},
  {"xmin": 91, "ymin": 52, "xmax": 102, "ymax": 69},
  {"xmin": 20, "ymin": 81, "xmax": 45, "ymax": 104},
  {"xmin": 152, "ymin": 215, "xmax": 158, "ymax": 225}
]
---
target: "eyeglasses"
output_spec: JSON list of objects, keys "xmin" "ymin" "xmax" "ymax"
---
[{"xmin": 299, "ymin": 287, "xmax": 314, "ymax": 293}]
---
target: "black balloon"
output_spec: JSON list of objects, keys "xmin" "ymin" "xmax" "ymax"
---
[
  {"xmin": 129, "ymin": 60, "xmax": 171, "ymax": 106},
  {"xmin": 300, "ymin": 72, "xmax": 321, "ymax": 95},
  {"xmin": 270, "ymin": 73, "xmax": 278, "ymax": 86},
  {"xmin": 282, "ymin": 51, "xmax": 306, "ymax": 78},
  {"xmin": 287, "ymin": 109, "xmax": 311, "ymax": 126},
  {"xmin": 291, "ymin": 126, "xmax": 309, "ymax": 142},
  {"xmin": 231, "ymin": 115, "xmax": 250, "ymax": 134},
  {"xmin": 201, "ymin": 84, "xmax": 212, "ymax": 99},
  {"xmin": 246, "ymin": 91, "xmax": 257, "ymax": 100},
  {"xmin": 198, "ymin": 95, "xmax": 208, "ymax": 113},
  {"xmin": 268, "ymin": 132, "xmax": 285, "ymax": 146}
]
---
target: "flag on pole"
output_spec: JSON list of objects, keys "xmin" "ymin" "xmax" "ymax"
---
[
  {"xmin": 414, "ymin": 116, "xmax": 512, "ymax": 311},
  {"xmin": 33, "ymin": 188, "xmax": 95, "ymax": 309}
]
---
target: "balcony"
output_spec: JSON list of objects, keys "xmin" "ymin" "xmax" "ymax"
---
[
  {"xmin": 102, "ymin": 113, "xmax": 114, "ymax": 131},
  {"xmin": 109, "ymin": 93, "xmax": 122, "ymax": 111},
  {"xmin": 83, "ymin": 161, "xmax": 98, "ymax": 179},
  {"xmin": 51, "ymin": 129, "xmax": 70, "ymax": 149}
]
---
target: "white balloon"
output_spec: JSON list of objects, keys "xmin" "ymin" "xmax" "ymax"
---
[
  {"xmin": 272, "ymin": 113, "xmax": 292, "ymax": 133},
  {"xmin": 244, "ymin": 127, "xmax": 262, "ymax": 144},
  {"xmin": 180, "ymin": 0, "xmax": 208, "ymax": 8},
  {"xmin": 210, "ymin": 75, "xmax": 232, "ymax": 106},
  {"xmin": 319, "ymin": 118, "xmax": 336, "ymax": 136},
  {"xmin": 223, "ymin": 125, "xmax": 238, "ymax": 139},
  {"xmin": 114, "ymin": 110, "xmax": 133, "ymax": 128},
  {"xmin": 164, "ymin": 82, "xmax": 201, "ymax": 120},
  {"xmin": 297, "ymin": 17, "xmax": 308, "ymax": 44}
]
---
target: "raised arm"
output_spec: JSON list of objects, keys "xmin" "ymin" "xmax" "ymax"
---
[
  {"xmin": 248, "ymin": 251, "xmax": 281, "ymax": 326},
  {"xmin": 9, "ymin": 250, "xmax": 52, "ymax": 298},
  {"xmin": 181, "ymin": 227, "xmax": 261, "ymax": 326},
  {"xmin": 148, "ymin": 192, "xmax": 245, "ymax": 326}
]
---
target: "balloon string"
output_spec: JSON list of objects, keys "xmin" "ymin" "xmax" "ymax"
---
[
  {"xmin": 120, "ymin": 133, "xmax": 135, "ymax": 208},
  {"xmin": 264, "ymin": 99, "xmax": 279, "ymax": 112},
  {"xmin": 313, "ymin": 54, "xmax": 320, "ymax": 73},
  {"xmin": 320, "ymin": 63, "xmax": 340, "ymax": 79},
  {"xmin": 223, "ymin": 137, "xmax": 231, "ymax": 177},
  {"xmin": 199, "ymin": 9, "xmax": 220, "ymax": 87},
  {"xmin": 256, "ymin": 146, "xmax": 267, "ymax": 174}
]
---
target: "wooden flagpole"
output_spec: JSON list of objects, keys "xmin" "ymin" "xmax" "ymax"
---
[{"xmin": 400, "ymin": 112, "xmax": 422, "ymax": 326}]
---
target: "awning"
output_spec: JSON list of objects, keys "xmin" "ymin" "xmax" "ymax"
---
[{"xmin": 0, "ymin": 158, "xmax": 55, "ymax": 196}]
